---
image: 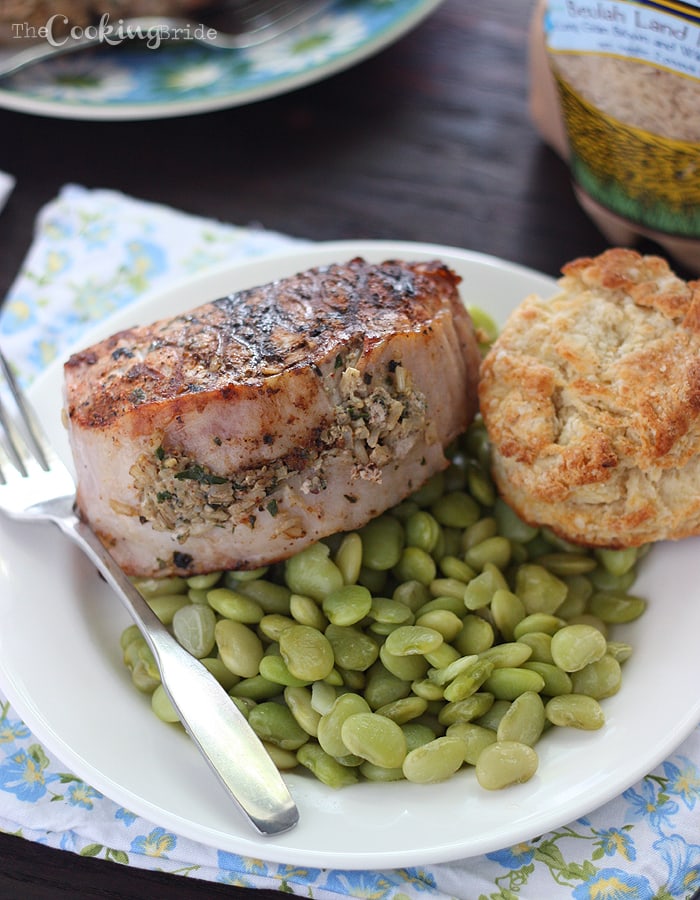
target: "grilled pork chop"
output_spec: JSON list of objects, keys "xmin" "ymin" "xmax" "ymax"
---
[{"xmin": 63, "ymin": 258, "xmax": 481, "ymax": 577}]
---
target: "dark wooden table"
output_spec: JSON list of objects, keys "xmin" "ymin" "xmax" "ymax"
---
[{"xmin": 0, "ymin": 1, "xmax": 694, "ymax": 898}]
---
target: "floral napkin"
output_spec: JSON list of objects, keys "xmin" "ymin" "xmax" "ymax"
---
[{"xmin": 1, "ymin": 184, "xmax": 700, "ymax": 900}]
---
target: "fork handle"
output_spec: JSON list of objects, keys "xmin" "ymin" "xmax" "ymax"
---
[{"xmin": 59, "ymin": 514, "xmax": 299, "ymax": 836}]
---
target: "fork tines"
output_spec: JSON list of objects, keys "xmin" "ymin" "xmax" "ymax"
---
[{"xmin": 0, "ymin": 348, "xmax": 49, "ymax": 482}]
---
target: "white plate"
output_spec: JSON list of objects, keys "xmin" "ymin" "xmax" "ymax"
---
[
  {"xmin": 0, "ymin": 0, "xmax": 442, "ymax": 120},
  {"xmin": 1, "ymin": 240, "xmax": 700, "ymax": 870}
]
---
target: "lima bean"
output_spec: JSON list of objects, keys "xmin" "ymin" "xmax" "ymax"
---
[
  {"xmin": 438, "ymin": 692, "xmax": 495, "ymax": 725},
  {"xmin": 550, "ymin": 624, "xmax": 607, "ymax": 672},
  {"xmin": 133, "ymin": 575, "xmax": 187, "ymax": 598},
  {"xmin": 172, "ymin": 604, "xmax": 216, "ymax": 658},
  {"xmin": 370, "ymin": 596, "xmax": 415, "ymax": 626},
  {"xmin": 466, "ymin": 460, "xmax": 496, "ymax": 507},
  {"xmin": 359, "ymin": 761, "xmax": 405, "ymax": 782},
  {"xmin": 232, "ymin": 578, "xmax": 291, "ymax": 615},
  {"xmin": 570, "ymin": 655, "xmax": 622, "ymax": 699},
  {"xmin": 364, "ymin": 662, "xmax": 412, "ymax": 709},
  {"xmin": 322, "ymin": 584, "xmax": 373, "ymax": 626},
  {"xmin": 516, "ymin": 632, "xmax": 553, "ymax": 663},
  {"xmin": 454, "ymin": 615, "xmax": 495, "ymax": 655},
  {"xmin": 482, "ymin": 667, "xmax": 545, "ymax": 700},
  {"xmin": 207, "ymin": 587, "xmax": 263, "ymax": 624},
  {"xmin": 200, "ymin": 657, "xmax": 240, "ymax": 691},
  {"xmin": 479, "ymin": 641, "xmax": 533, "ymax": 669},
  {"xmin": 493, "ymin": 498, "xmax": 538, "ymax": 543},
  {"xmin": 496, "ymin": 691, "xmax": 545, "ymax": 746},
  {"xmin": 229, "ymin": 674, "xmax": 280, "ymax": 701},
  {"xmin": 464, "ymin": 536, "xmax": 511, "ymax": 572},
  {"xmin": 296, "ymin": 743, "xmax": 360, "ymax": 788},
  {"xmin": 462, "ymin": 516, "xmax": 498, "ymax": 550},
  {"xmin": 258, "ymin": 654, "xmax": 309, "ymax": 687},
  {"xmin": 289, "ymin": 593, "xmax": 328, "ymax": 630},
  {"xmin": 446, "ymin": 721, "xmax": 497, "ymax": 764},
  {"xmin": 147, "ymin": 593, "xmax": 190, "ymax": 624},
  {"xmin": 515, "ymin": 564, "xmax": 568, "ymax": 614},
  {"xmin": 490, "ymin": 588, "xmax": 526, "ymax": 641},
  {"xmin": 279, "ymin": 625, "xmax": 335, "ymax": 682},
  {"xmin": 186, "ymin": 571, "xmax": 223, "ymax": 591},
  {"xmin": 151, "ymin": 684, "xmax": 179, "ymax": 723},
  {"xmin": 475, "ymin": 740, "xmax": 538, "ymax": 790},
  {"xmin": 248, "ymin": 701, "xmax": 310, "ymax": 750},
  {"xmin": 595, "ymin": 547, "xmax": 638, "ymax": 576},
  {"xmin": 359, "ymin": 516, "xmax": 405, "ymax": 571},
  {"xmin": 215, "ymin": 619, "xmax": 263, "ymax": 678},
  {"xmin": 327, "ymin": 624, "xmax": 379, "ymax": 672},
  {"xmin": 410, "ymin": 678, "xmax": 444, "ymax": 701},
  {"xmin": 374, "ymin": 696, "xmax": 428, "ymax": 724},
  {"xmin": 439, "ymin": 555, "xmax": 476, "ymax": 583},
  {"xmin": 442, "ymin": 659, "xmax": 494, "ymax": 702},
  {"xmin": 341, "ymin": 712, "xmax": 407, "ymax": 768},
  {"xmin": 431, "ymin": 491, "xmax": 480, "ymax": 529},
  {"xmin": 589, "ymin": 591, "xmax": 647, "ymax": 624},
  {"xmin": 405, "ymin": 511, "xmax": 441, "ymax": 553},
  {"xmin": 522, "ymin": 661, "xmax": 573, "ymax": 697},
  {"xmin": 463, "ymin": 563, "xmax": 508, "ymax": 610},
  {"xmin": 262, "ymin": 742, "xmax": 299, "ymax": 770},
  {"xmin": 335, "ymin": 532, "xmax": 363, "ymax": 585},
  {"xmin": 415, "ymin": 609, "xmax": 463, "ymax": 641},
  {"xmin": 379, "ymin": 642, "xmax": 428, "ymax": 681},
  {"xmin": 317, "ymin": 693, "xmax": 370, "ymax": 758},
  {"xmin": 384, "ymin": 625, "xmax": 444, "ymax": 656},
  {"xmin": 392, "ymin": 547, "xmax": 437, "ymax": 585},
  {"xmin": 545, "ymin": 694, "xmax": 605, "ymax": 730},
  {"xmin": 285, "ymin": 543, "xmax": 344, "ymax": 601},
  {"xmin": 535, "ymin": 553, "xmax": 597, "ymax": 576},
  {"xmin": 402, "ymin": 736, "xmax": 465, "ymax": 783},
  {"xmin": 284, "ymin": 685, "xmax": 321, "ymax": 737}
]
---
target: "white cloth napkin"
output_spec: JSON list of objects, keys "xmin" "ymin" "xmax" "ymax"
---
[{"xmin": 1, "ymin": 185, "xmax": 700, "ymax": 899}]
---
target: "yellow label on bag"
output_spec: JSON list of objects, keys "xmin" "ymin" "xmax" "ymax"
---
[
  {"xmin": 644, "ymin": 1, "xmax": 700, "ymax": 18},
  {"xmin": 544, "ymin": 0, "xmax": 700, "ymax": 238}
]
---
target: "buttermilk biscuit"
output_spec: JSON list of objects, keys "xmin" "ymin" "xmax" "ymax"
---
[{"xmin": 479, "ymin": 248, "xmax": 700, "ymax": 548}]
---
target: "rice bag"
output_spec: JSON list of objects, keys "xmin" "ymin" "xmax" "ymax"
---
[{"xmin": 529, "ymin": 0, "xmax": 700, "ymax": 274}]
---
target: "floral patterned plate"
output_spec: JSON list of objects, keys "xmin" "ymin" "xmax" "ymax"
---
[
  {"xmin": 2, "ymin": 240, "xmax": 700, "ymax": 869},
  {"xmin": 0, "ymin": 0, "xmax": 442, "ymax": 120}
]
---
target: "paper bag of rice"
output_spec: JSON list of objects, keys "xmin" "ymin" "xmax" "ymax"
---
[{"xmin": 529, "ymin": 0, "xmax": 700, "ymax": 274}]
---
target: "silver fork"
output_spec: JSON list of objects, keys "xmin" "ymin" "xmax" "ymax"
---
[
  {"xmin": 0, "ymin": 348, "xmax": 298, "ymax": 837},
  {"xmin": 0, "ymin": 0, "xmax": 326, "ymax": 80}
]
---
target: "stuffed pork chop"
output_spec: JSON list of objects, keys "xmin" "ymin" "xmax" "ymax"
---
[{"xmin": 63, "ymin": 258, "xmax": 481, "ymax": 577}]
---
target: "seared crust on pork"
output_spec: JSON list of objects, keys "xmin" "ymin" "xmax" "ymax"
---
[
  {"xmin": 479, "ymin": 248, "xmax": 700, "ymax": 548},
  {"xmin": 64, "ymin": 258, "xmax": 481, "ymax": 576}
]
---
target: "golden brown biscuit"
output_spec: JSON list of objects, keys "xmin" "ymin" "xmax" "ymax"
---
[{"xmin": 479, "ymin": 248, "xmax": 700, "ymax": 548}]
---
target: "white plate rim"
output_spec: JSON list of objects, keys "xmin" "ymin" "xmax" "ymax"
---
[
  {"xmin": 0, "ymin": 0, "xmax": 443, "ymax": 121},
  {"xmin": 1, "ymin": 239, "xmax": 699, "ymax": 870}
]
